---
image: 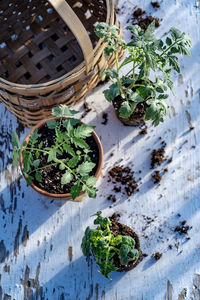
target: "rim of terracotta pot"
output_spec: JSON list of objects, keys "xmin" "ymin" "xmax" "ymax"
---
[{"xmin": 19, "ymin": 116, "xmax": 103, "ymax": 200}]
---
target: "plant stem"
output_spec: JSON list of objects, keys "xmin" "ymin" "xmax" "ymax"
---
[
  {"xmin": 159, "ymin": 38, "xmax": 181, "ymax": 58},
  {"xmin": 109, "ymin": 246, "xmax": 120, "ymax": 254},
  {"xmin": 54, "ymin": 158, "xmax": 86, "ymax": 187},
  {"xmin": 29, "ymin": 163, "xmax": 57, "ymax": 175},
  {"xmin": 128, "ymin": 83, "xmax": 155, "ymax": 92},
  {"xmin": 25, "ymin": 147, "xmax": 49, "ymax": 154},
  {"xmin": 114, "ymin": 52, "xmax": 119, "ymax": 73},
  {"xmin": 25, "ymin": 146, "xmax": 86, "ymax": 184}
]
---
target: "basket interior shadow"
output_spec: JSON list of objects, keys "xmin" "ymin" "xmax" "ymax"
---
[{"xmin": 0, "ymin": 0, "xmax": 107, "ymax": 84}]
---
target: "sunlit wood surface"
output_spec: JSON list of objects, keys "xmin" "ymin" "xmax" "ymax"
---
[{"xmin": 0, "ymin": 0, "xmax": 200, "ymax": 299}]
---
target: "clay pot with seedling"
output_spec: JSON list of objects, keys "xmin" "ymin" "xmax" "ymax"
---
[
  {"xmin": 95, "ymin": 22, "xmax": 191, "ymax": 126},
  {"xmin": 12, "ymin": 105, "xmax": 103, "ymax": 201},
  {"xmin": 81, "ymin": 211, "xmax": 142, "ymax": 279}
]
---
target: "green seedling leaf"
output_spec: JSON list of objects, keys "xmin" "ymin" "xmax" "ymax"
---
[
  {"xmin": 167, "ymin": 79, "xmax": 173, "ymax": 91},
  {"xmin": 157, "ymin": 94, "xmax": 169, "ymax": 100},
  {"xmin": 120, "ymin": 56, "xmax": 135, "ymax": 68},
  {"xmin": 11, "ymin": 132, "xmax": 19, "ymax": 148},
  {"xmin": 22, "ymin": 141, "xmax": 27, "ymax": 147},
  {"xmin": 104, "ymin": 45, "xmax": 115, "ymax": 56},
  {"xmin": 55, "ymin": 128, "xmax": 63, "ymax": 143},
  {"xmin": 105, "ymin": 70, "xmax": 118, "ymax": 79},
  {"xmin": 77, "ymin": 161, "xmax": 95, "ymax": 176},
  {"xmin": 74, "ymin": 124, "xmax": 95, "ymax": 139},
  {"xmin": 129, "ymin": 248, "xmax": 140, "ymax": 260},
  {"xmin": 168, "ymin": 56, "xmax": 180, "ymax": 73},
  {"xmin": 52, "ymin": 105, "xmax": 79, "ymax": 118},
  {"xmin": 63, "ymin": 144, "xmax": 75, "ymax": 156},
  {"xmin": 121, "ymin": 76, "xmax": 135, "ymax": 85},
  {"xmin": 60, "ymin": 104, "xmax": 78, "ymax": 117},
  {"xmin": 93, "ymin": 214, "xmax": 110, "ymax": 228},
  {"xmin": 83, "ymin": 185, "xmax": 97, "ymax": 198},
  {"xmin": 145, "ymin": 99, "xmax": 168, "ymax": 126},
  {"xmin": 12, "ymin": 150, "xmax": 20, "ymax": 167},
  {"xmin": 103, "ymin": 89, "xmax": 114, "ymax": 102},
  {"xmin": 136, "ymin": 86, "xmax": 152, "ymax": 98},
  {"xmin": 156, "ymin": 86, "xmax": 165, "ymax": 93},
  {"xmin": 62, "ymin": 118, "xmax": 80, "ymax": 128},
  {"xmin": 144, "ymin": 21, "xmax": 155, "ymax": 42},
  {"xmin": 166, "ymin": 37, "xmax": 172, "ymax": 45},
  {"xmin": 33, "ymin": 159, "xmax": 40, "ymax": 168},
  {"xmin": 73, "ymin": 137, "xmax": 89, "ymax": 149},
  {"xmin": 46, "ymin": 119, "xmax": 57, "ymax": 129},
  {"xmin": 86, "ymin": 176, "xmax": 97, "ymax": 186},
  {"xmin": 70, "ymin": 181, "xmax": 82, "ymax": 200},
  {"xmin": 81, "ymin": 227, "xmax": 92, "ymax": 256},
  {"xmin": 122, "ymin": 236, "xmax": 135, "ymax": 247},
  {"xmin": 145, "ymin": 51, "xmax": 156, "ymax": 70},
  {"xmin": 119, "ymin": 244, "xmax": 131, "ymax": 265},
  {"xmin": 67, "ymin": 156, "xmax": 79, "ymax": 168},
  {"xmin": 61, "ymin": 171, "xmax": 73, "ymax": 185},
  {"xmin": 170, "ymin": 27, "xmax": 182, "ymax": 40},
  {"xmin": 126, "ymin": 90, "xmax": 143, "ymax": 103},
  {"xmin": 26, "ymin": 175, "xmax": 34, "ymax": 186},
  {"xmin": 81, "ymin": 211, "xmax": 139, "ymax": 279},
  {"xmin": 177, "ymin": 44, "xmax": 191, "ymax": 56},
  {"xmin": 119, "ymin": 236, "xmax": 139, "ymax": 266},
  {"xmin": 29, "ymin": 129, "xmax": 38, "ymax": 145},
  {"xmin": 59, "ymin": 163, "xmax": 65, "ymax": 171},
  {"xmin": 93, "ymin": 22, "xmax": 191, "ymax": 126},
  {"xmin": 22, "ymin": 150, "xmax": 32, "ymax": 173},
  {"xmin": 38, "ymin": 141, "xmax": 43, "ymax": 149},
  {"xmin": 35, "ymin": 151, "xmax": 40, "ymax": 159},
  {"xmin": 52, "ymin": 107, "xmax": 61, "ymax": 117},
  {"xmin": 127, "ymin": 37, "xmax": 143, "ymax": 47},
  {"xmin": 103, "ymin": 83, "xmax": 120, "ymax": 102},
  {"xmin": 169, "ymin": 46, "xmax": 179, "ymax": 54},
  {"xmin": 94, "ymin": 22, "xmax": 109, "ymax": 38},
  {"xmin": 126, "ymin": 25, "xmax": 144, "ymax": 36},
  {"xmin": 119, "ymin": 102, "xmax": 134, "ymax": 118},
  {"xmin": 65, "ymin": 119, "xmax": 74, "ymax": 136},
  {"xmin": 47, "ymin": 148, "xmax": 57, "ymax": 162},
  {"xmin": 35, "ymin": 170, "xmax": 42, "ymax": 182},
  {"xmin": 111, "ymin": 235, "xmax": 123, "ymax": 246}
]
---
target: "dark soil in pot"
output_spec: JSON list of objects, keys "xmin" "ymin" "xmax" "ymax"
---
[
  {"xmin": 109, "ymin": 217, "xmax": 143, "ymax": 271},
  {"xmin": 31, "ymin": 124, "xmax": 99, "ymax": 194},
  {"xmin": 113, "ymin": 96, "xmax": 148, "ymax": 126}
]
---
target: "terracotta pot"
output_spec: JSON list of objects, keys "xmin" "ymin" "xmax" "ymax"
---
[
  {"xmin": 19, "ymin": 117, "xmax": 103, "ymax": 201},
  {"xmin": 110, "ymin": 221, "xmax": 143, "ymax": 272}
]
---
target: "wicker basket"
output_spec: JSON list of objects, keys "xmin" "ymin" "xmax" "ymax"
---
[{"xmin": 0, "ymin": 0, "xmax": 123, "ymax": 127}]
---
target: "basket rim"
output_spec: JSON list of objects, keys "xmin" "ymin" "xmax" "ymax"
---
[{"xmin": 0, "ymin": 0, "xmax": 114, "ymax": 92}]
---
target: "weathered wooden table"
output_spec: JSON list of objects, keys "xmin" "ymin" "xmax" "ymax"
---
[{"xmin": 0, "ymin": 0, "xmax": 200, "ymax": 299}]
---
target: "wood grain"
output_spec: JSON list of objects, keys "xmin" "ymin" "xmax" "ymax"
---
[{"xmin": 0, "ymin": 0, "xmax": 200, "ymax": 299}]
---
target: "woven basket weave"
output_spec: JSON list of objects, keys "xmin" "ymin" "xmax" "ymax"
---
[{"xmin": 0, "ymin": 0, "xmax": 123, "ymax": 127}]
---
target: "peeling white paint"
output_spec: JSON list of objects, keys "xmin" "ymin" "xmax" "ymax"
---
[{"xmin": 0, "ymin": 0, "xmax": 200, "ymax": 299}]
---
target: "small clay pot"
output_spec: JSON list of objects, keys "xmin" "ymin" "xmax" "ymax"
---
[
  {"xmin": 19, "ymin": 117, "xmax": 103, "ymax": 201},
  {"xmin": 113, "ymin": 102, "xmax": 147, "ymax": 126},
  {"xmin": 109, "ymin": 220, "xmax": 143, "ymax": 272}
]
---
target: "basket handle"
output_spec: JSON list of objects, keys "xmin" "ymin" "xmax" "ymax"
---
[{"xmin": 48, "ymin": 0, "xmax": 94, "ymax": 73}]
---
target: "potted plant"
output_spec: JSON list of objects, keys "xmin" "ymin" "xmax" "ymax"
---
[
  {"xmin": 81, "ymin": 211, "xmax": 142, "ymax": 279},
  {"xmin": 95, "ymin": 21, "xmax": 191, "ymax": 126},
  {"xmin": 12, "ymin": 105, "xmax": 103, "ymax": 201}
]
